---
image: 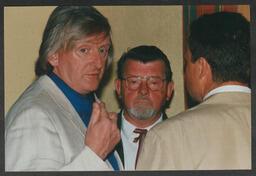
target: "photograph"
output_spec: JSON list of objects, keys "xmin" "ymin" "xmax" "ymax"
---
[{"xmin": 1, "ymin": 1, "xmax": 254, "ymax": 175}]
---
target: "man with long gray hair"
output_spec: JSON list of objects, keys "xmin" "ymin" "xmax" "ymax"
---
[{"xmin": 5, "ymin": 6, "xmax": 123, "ymax": 171}]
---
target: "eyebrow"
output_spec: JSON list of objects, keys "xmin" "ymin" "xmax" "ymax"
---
[
  {"xmin": 99, "ymin": 43, "xmax": 111, "ymax": 48},
  {"xmin": 76, "ymin": 41, "xmax": 111, "ymax": 46},
  {"xmin": 124, "ymin": 75, "xmax": 163, "ymax": 78}
]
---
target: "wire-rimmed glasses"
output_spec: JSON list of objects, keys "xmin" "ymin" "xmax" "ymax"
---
[{"xmin": 121, "ymin": 75, "xmax": 166, "ymax": 91}]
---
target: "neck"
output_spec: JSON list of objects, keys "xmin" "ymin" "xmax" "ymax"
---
[
  {"xmin": 202, "ymin": 81, "xmax": 248, "ymax": 101},
  {"xmin": 123, "ymin": 110, "xmax": 162, "ymax": 128},
  {"xmin": 52, "ymin": 71, "xmax": 90, "ymax": 95}
]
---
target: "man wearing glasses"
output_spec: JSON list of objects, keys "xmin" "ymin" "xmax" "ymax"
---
[{"xmin": 113, "ymin": 45, "xmax": 174, "ymax": 170}]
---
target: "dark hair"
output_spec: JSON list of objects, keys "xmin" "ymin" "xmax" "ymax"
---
[
  {"xmin": 117, "ymin": 45, "xmax": 173, "ymax": 82},
  {"xmin": 35, "ymin": 6, "xmax": 113, "ymax": 76},
  {"xmin": 188, "ymin": 12, "xmax": 250, "ymax": 84}
]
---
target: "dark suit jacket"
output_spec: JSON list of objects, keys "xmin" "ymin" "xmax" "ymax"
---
[{"xmin": 114, "ymin": 111, "xmax": 168, "ymax": 167}]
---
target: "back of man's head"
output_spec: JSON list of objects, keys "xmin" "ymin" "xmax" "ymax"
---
[{"xmin": 189, "ymin": 12, "xmax": 250, "ymax": 85}]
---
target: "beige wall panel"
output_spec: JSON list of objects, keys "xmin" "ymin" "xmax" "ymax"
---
[
  {"xmin": 4, "ymin": 6, "xmax": 56, "ymax": 115},
  {"xmin": 5, "ymin": 6, "xmax": 184, "ymax": 118}
]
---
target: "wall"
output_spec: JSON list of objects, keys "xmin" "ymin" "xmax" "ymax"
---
[{"xmin": 4, "ymin": 6, "xmax": 184, "ymax": 117}]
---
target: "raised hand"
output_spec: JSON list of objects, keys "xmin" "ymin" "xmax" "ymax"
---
[{"xmin": 85, "ymin": 102, "xmax": 120, "ymax": 160}]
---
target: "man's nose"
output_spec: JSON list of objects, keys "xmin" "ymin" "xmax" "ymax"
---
[
  {"xmin": 91, "ymin": 50, "xmax": 104, "ymax": 69},
  {"xmin": 138, "ymin": 80, "xmax": 149, "ymax": 95}
]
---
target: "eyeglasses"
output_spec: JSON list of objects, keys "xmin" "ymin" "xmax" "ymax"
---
[{"xmin": 121, "ymin": 76, "xmax": 166, "ymax": 91}]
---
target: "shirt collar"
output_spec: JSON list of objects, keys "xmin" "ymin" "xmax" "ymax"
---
[
  {"xmin": 48, "ymin": 72, "xmax": 94, "ymax": 125},
  {"xmin": 203, "ymin": 85, "xmax": 251, "ymax": 101},
  {"xmin": 121, "ymin": 111, "xmax": 163, "ymax": 141}
]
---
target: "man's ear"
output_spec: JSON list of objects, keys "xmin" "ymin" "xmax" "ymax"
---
[
  {"xmin": 197, "ymin": 57, "xmax": 211, "ymax": 80},
  {"xmin": 114, "ymin": 79, "xmax": 122, "ymax": 99},
  {"xmin": 48, "ymin": 53, "xmax": 59, "ymax": 67},
  {"xmin": 166, "ymin": 80, "xmax": 174, "ymax": 102}
]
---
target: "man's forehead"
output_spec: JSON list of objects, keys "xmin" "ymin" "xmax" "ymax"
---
[
  {"xmin": 80, "ymin": 33, "xmax": 111, "ymax": 45},
  {"xmin": 124, "ymin": 59, "xmax": 166, "ymax": 75},
  {"xmin": 125, "ymin": 59, "xmax": 165, "ymax": 66}
]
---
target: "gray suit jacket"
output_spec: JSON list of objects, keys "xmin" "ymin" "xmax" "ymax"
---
[
  {"xmin": 137, "ymin": 92, "xmax": 251, "ymax": 170},
  {"xmin": 5, "ymin": 75, "xmax": 123, "ymax": 171}
]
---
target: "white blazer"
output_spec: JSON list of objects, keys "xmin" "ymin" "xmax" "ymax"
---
[{"xmin": 5, "ymin": 75, "xmax": 123, "ymax": 171}]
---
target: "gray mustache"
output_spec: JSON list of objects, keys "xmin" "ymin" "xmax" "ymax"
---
[{"xmin": 135, "ymin": 97, "xmax": 152, "ymax": 103}]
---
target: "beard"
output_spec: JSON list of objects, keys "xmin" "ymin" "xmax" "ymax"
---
[{"xmin": 127, "ymin": 97, "xmax": 155, "ymax": 120}]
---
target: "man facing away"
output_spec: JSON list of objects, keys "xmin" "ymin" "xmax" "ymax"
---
[
  {"xmin": 113, "ymin": 45, "xmax": 174, "ymax": 170},
  {"xmin": 5, "ymin": 6, "xmax": 123, "ymax": 171},
  {"xmin": 137, "ymin": 12, "xmax": 251, "ymax": 170}
]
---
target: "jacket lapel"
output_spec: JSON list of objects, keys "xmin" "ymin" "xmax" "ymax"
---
[
  {"xmin": 40, "ymin": 75, "xmax": 87, "ymax": 137},
  {"xmin": 116, "ymin": 112, "xmax": 125, "ymax": 166}
]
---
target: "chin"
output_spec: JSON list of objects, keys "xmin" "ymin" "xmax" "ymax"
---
[{"xmin": 84, "ymin": 83, "xmax": 100, "ymax": 92}]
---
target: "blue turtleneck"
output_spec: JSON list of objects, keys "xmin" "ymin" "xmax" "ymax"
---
[{"xmin": 49, "ymin": 72, "xmax": 119, "ymax": 170}]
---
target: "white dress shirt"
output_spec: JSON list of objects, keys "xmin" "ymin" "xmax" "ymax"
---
[
  {"xmin": 203, "ymin": 85, "xmax": 251, "ymax": 101},
  {"xmin": 120, "ymin": 111, "xmax": 163, "ymax": 170}
]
